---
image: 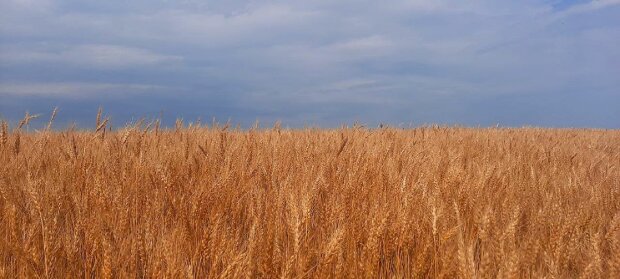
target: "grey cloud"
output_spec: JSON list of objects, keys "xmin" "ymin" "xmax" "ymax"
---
[{"xmin": 1, "ymin": 0, "xmax": 619, "ymax": 128}]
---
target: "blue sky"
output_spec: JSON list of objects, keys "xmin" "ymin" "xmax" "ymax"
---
[{"xmin": 0, "ymin": 0, "xmax": 619, "ymax": 128}]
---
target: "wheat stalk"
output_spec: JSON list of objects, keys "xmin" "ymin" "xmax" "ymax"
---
[
  {"xmin": 45, "ymin": 107, "xmax": 58, "ymax": 131},
  {"xmin": 0, "ymin": 121, "xmax": 7, "ymax": 147}
]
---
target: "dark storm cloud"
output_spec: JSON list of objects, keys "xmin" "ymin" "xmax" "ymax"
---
[{"xmin": 1, "ymin": 0, "xmax": 619, "ymax": 128}]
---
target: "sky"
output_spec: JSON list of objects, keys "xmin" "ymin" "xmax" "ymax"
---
[{"xmin": 0, "ymin": 0, "xmax": 619, "ymax": 128}]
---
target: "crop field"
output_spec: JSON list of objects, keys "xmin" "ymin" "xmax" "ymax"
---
[{"xmin": 0, "ymin": 117, "xmax": 619, "ymax": 278}]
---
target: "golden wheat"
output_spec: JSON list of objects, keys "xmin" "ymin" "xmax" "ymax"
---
[{"xmin": 0, "ymin": 119, "xmax": 619, "ymax": 278}]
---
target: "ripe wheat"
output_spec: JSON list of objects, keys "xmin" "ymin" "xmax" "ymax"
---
[{"xmin": 0, "ymin": 118, "xmax": 619, "ymax": 278}]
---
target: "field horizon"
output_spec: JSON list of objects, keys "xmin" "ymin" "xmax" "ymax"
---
[{"xmin": 1, "ymin": 111, "xmax": 619, "ymax": 132}]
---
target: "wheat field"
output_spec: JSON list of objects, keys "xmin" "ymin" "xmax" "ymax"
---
[{"xmin": 0, "ymin": 116, "xmax": 619, "ymax": 278}]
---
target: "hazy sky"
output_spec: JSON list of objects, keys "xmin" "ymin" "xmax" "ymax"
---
[{"xmin": 1, "ymin": 0, "xmax": 619, "ymax": 128}]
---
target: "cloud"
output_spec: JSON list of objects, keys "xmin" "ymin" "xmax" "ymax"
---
[
  {"xmin": 0, "ymin": 0, "xmax": 619, "ymax": 127},
  {"xmin": 69, "ymin": 45, "xmax": 182, "ymax": 68},
  {"xmin": 0, "ymin": 44, "xmax": 182, "ymax": 68},
  {"xmin": 0, "ymin": 82, "xmax": 168, "ymax": 97},
  {"xmin": 326, "ymin": 36, "xmax": 394, "ymax": 55}
]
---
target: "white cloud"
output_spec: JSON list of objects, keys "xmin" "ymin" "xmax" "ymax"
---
[
  {"xmin": 0, "ymin": 0, "xmax": 54, "ymax": 11},
  {"xmin": 68, "ymin": 45, "xmax": 182, "ymax": 68},
  {"xmin": 327, "ymin": 36, "xmax": 393, "ymax": 53},
  {"xmin": 0, "ymin": 44, "xmax": 182, "ymax": 68},
  {"xmin": 548, "ymin": 0, "xmax": 620, "ymax": 21},
  {"xmin": 0, "ymin": 82, "xmax": 167, "ymax": 97}
]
